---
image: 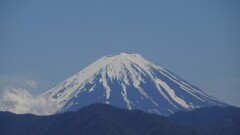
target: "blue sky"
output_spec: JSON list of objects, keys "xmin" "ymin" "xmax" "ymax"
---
[{"xmin": 0, "ymin": 0, "xmax": 240, "ymax": 106}]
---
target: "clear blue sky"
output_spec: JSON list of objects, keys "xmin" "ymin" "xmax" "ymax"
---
[{"xmin": 0, "ymin": 0, "xmax": 240, "ymax": 106}]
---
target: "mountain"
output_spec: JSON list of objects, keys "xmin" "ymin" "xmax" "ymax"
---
[
  {"xmin": 169, "ymin": 106, "xmax": 240, "ymax": 135},
  {"xmin": 0, "ymin": 103, "xmax": 200, "ymax": 135},
  {"xmin": 0, "ymin": 104, "xmax": 239, "ymax": 135},
  {"xmin": 43, "ymin": 53, "xmax": 226, "ymax": 116}
]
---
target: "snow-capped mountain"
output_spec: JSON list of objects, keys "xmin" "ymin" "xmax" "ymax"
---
[{"xmin": 43, "ymin": 53, "xmax": 226, "ymax": 116}]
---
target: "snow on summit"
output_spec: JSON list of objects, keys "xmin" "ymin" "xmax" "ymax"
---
[{"xmin": 43, "ymin": 53, "xmax": 227, "ymax": 116}]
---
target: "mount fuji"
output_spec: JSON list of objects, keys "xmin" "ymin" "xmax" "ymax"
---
[{"xmin": 43, "ymin": 53, "xmax": 227, "ymax": 116}]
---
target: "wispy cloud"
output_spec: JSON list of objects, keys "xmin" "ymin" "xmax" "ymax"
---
[
  {"xmin": 0, "ymin": 75, "xmax": 60, "ymax": 115},
  {"xmin": 24, "ymin": 79, "xmax": 37, "ymax": 89},
  {"xmin": 0, "ymin": 87, "xmax": 59, "ymax": 115},
  {"xmin": 0, "ymin": 75, "xmax": 38, "ymax": 91}
]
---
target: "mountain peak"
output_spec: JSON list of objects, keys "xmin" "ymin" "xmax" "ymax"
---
[
  {"xmin": 103, "ymin": 53, "xmax": 143, "ymax": 59},
  {"xmin": 119, "ymin": 52, "xmax": 142, "ymax": 57},
  {"xmin": 44, "ymin": 53, "xmax": 227, "ymax": 116},
  {"xmin": 120, "ymin": 52, "xmax": 131, "ymax": 56}
]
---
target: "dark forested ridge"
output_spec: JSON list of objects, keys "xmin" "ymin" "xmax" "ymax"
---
[
  {"xmin": 0, "ymin": 103, "xmax": 239, "ymax": 135},
  {"xmin": 168, "ymin": 106, "xmax": 240, "ymax": 135}
]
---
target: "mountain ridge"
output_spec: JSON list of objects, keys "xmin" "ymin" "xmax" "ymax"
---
[
  {"xmin": 43, "ymin": 53, "xmax": 227, "ymax": 116},
  {"xmin": 0, "ymin": 103, "xmax": 239, "ymax": 135}
]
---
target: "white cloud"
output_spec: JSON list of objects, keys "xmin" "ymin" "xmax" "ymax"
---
[
  {"xmin": 0, "ymin": 87, "xmax": 59, "ymax": 115},
  {"xmin": 0, "ymin": 75, "xmax": 38, "ymax": 90},
  {"xmin": 24, "ymin": 79, "xmax": 37, "ymax": 89}
]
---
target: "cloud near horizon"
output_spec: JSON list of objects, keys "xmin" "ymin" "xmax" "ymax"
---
[
  {"xmin": 0, "ymin": 75, "xmax": 39, "ymax": 93},
  {"xmin": 0, "ymin": 87, "xmax": 59, "ymax": 115}
]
